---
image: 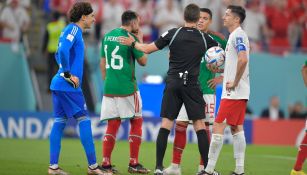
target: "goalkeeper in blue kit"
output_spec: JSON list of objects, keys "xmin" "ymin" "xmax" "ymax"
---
[{"xmin": 48, "ymin": 2, "xmax": 110, "ymax": 175}]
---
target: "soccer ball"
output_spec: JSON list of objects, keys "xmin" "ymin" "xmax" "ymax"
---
[{"xmin": 204, "ymin": 46, "xmax": 225, "ymax": 67}]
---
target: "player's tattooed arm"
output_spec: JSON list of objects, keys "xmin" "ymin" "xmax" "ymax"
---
[
  {"xmin": 206, "ymin": 64, "xmax": 224, "ymax": 73},
  {"xmin": 208, "ymin": 75, "xmax": 223, "ymax": 89}
]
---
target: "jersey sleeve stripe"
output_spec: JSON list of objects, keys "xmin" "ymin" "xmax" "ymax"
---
[{"xmin": 70, "ymin": 26, "xmax": 78, "ymax": 36}]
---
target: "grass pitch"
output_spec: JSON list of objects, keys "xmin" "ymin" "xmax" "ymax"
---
[{"xmin": 0, "ymin": 138, "xmax": 304, "ymax": 175}]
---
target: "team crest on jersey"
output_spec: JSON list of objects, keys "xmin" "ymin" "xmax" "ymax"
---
[{"xmin": 236, "ymin": 37, "xmax": 244, "ymax": 45}]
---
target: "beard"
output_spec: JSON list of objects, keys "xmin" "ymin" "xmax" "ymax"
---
[{"xmin": 131, "ymin": 28, "xmax": 139, "ymax": 34}]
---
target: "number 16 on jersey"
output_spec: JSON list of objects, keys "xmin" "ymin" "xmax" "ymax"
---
[{"xmin": 104, "ymin": 45, "xmax": 124, "ymax": 70}]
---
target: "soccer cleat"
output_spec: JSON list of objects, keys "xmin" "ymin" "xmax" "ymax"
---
[
  {"xmin": 48, "ymin": 167, "xmax": 69, "ymax": 175},
  {"xmin": 164, "ymin": 163, "xmax": 181, "ymax": 175},
  {"xmin": 196, "ymin": 170, "xmax": 220, "ymax": 175},
  {"xmin": 101, "ymin": 165, "xmax": 118, "ymax": 174},
  {"xmin": 230, "ymin": 172, "xmax": 244, "ymax": 175},
  {"xmin": 153, "ymin": 168, "xmax": 164, "ymax": 175},
  {"xmin": 291, "ymin": 169, "xmax": 306, "ymax": 175},
  {"xmin": 88, "ymin": 166, "xmax": 113, "ymax": 175},
  {"xmin": 128, "ymin": 163, "xmax": 151, "ymax": 174}
]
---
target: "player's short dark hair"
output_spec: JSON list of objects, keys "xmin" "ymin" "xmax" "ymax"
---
[
  {"xmin": 121, "ymin": 10, "xmax": 138, "ymax": 26},
  {"xmin": 184, "ymin": 4, "xmax": 200, "ymax": 23},
  {"xmin": 69, "ymin": 2, "xmax": 93, "ymax": 23},
  {"xmin": 200, "ymin": 8, "xmax": 213, "ymax": 19},
  {"xmin": 227, "ymin": 5, "xmax": 246, "ymax": 24}
]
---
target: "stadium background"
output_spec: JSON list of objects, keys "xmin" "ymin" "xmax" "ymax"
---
[{"xmin": 0, "ymin": 0, "xmax": 306, "ymax": 174}]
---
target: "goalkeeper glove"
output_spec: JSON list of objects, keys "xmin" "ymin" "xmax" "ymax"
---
[{"xmin": 60, "ymin": 72, "xmax": 79, "ymax": 88}]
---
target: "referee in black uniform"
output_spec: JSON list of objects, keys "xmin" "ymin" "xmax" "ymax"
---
[{"xmin": 120, "ymin": 4, "xmax": 218, "ymax": 175}]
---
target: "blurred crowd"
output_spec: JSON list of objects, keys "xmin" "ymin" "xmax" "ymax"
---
[
  {"xmin": 0, "ymin": 0, "xmax": 307, "ymax": 54},
  {"xmin": 0, "ymin": 0, "xmax": 306, "ymax": 118}
]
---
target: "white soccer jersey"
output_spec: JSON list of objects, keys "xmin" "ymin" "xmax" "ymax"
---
[{"xmin": 222, "ymin": 27, "xmax": 250, "ymax": 100}]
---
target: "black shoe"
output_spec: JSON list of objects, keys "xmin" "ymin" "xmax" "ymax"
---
[
  {"xmin": 101, "ymin": 165, "xmax": 118, "ymax": 174},
  {"xmin": 128, "ymin": 163, "xmax": 150, "ymax": 174},
  {"xmin": 230, "ymin": 172, "xmax": 244, "ymax": 175},
  {"xmin": 197, "ymin": 170, "xmax": 220, "ymax": 175}
]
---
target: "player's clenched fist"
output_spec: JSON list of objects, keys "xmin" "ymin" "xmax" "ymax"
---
[{"xmin": 60, "ymin": 72, "xmax": 79, "ymax": 88}]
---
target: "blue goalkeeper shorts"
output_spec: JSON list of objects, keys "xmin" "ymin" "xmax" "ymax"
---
[{"xmin": 51, "ymin": 90, "xmax": 88, "ymax": 118}]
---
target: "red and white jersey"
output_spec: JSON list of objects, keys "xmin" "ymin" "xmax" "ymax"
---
[{"xmin": 222, "ymin": 26, "xmax": 250, "ymax": 100}]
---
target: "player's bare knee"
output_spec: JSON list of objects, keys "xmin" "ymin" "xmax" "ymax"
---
[
  {"xmin": 192, "ymin": 119, "xmax": 205, "ymax": 132},
  {"xmin": 161, "ymin": 118, "xmax": 174, "ymax": 130},
  {"xmin": 212, "ymin": 122, "xmax": 226, "ymax": 134},
  {"xmin": 230, "ymin": 125, "xmax": 243, "ymax": 134}
]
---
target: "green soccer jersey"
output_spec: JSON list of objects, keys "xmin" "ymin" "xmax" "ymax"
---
[
  {"xmin": 199, "ymin": 31, "xmax": 227, "ymax": 94},
  {"xmin": 101, "ymin": 28, "xmax": 144, "ymax": 96}
]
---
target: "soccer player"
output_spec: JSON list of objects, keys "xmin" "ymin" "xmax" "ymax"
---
[
  {"xmin": 119, "ymin": 4, "xmax": 218, "ymax": 175},
  {"xmin": 100, "ymin": 10, "xmax": 150, "ymax": 174},
  {"xmin": 290, "ymin": 62, "xmax": 307, "ymax": 175},
  {"xmin": 163, "ymin": 8, "xmax": 226, "ymax": 175},
  {"xmin": 48, "ymin": 2, "xmax": 109, "ymax": 175},
  {"xmin": 201, "ymin": 5, "xmax": 250, "ymax": 175}
]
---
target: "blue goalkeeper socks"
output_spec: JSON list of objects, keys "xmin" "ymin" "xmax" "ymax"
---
[
  {"xmin": 78, "ymin": 117, "xmax": 97, "ymax": 165},
  {"xmin": 49, "ymin": 118, "xmax": 67, "ymax": 165}
]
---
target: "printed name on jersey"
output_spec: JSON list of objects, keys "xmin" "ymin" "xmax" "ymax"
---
[
  {"xmin": 161, "ymin": 31, "xmax": 169, "ymax": 38},
  {"xmin": 105, "ymin": 36, "xmax": 119, "ymax": 42}
]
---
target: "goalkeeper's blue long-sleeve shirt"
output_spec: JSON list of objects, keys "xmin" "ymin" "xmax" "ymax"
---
[{"xmin": 50, "ymin": 23, "xmax": 84, "ymax": 92}]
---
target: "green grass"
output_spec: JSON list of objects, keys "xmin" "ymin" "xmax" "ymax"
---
[{"xmin": 0, "ymin": 138, "xmax": 305, "ymax": 175}]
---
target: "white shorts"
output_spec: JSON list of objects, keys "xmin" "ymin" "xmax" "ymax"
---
[
  {"xmin": 177, "ymin": 94, "xmax": 215, "ymax": 124},
  {"xmin": 100, "ymin": 91, "xmax": 142, "ymax": 121}
]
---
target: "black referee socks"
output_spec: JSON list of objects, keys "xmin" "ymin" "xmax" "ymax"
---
[
  {"xmin": 156, "ymin": 128, "xmax": 170, "ymax": 169},
  {"xmin": 196, "ymin": 129, "xmax": 210, "ymax": 167}
]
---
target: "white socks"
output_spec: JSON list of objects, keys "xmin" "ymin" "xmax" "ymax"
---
[
  {"xmin": 205, "ymin": 134, "xmax": 224, "ymax": 173},
  {"xmin": 233, "ymin": 131, "xmax": 246, "ymax": 174},
  {"xmin": 171, "ymin": 163, "xmax": 180, "ymax": 168}
]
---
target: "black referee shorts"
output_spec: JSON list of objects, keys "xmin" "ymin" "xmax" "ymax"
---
[{"xmin": 160, "ymin": 76, "xmax": 206, "ymax": 121}]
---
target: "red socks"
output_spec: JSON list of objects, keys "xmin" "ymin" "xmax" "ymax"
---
[
  {"xmin": 129, "ymin": 117, "xmax": 143, "ymax": 165},
  {"xmin": 172, "ymin": 122, "xmax": 188, "ymax": 164},
  {"xmin": 294, "ymin": 132, "xmax": 307, "ymax": 171},
  {"xmin": 102, "ymin": 119, "xmax": 121, "ymax": 166}
]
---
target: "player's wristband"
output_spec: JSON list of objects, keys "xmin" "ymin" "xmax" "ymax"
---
[{"xmin": 131, "ymin": 41, "xmax": 136, "ymax": 48}]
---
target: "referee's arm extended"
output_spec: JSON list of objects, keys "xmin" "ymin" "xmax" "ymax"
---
[{"xmin": 120, "ymin": 33, "xmax": 159, "ymax": 54}]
